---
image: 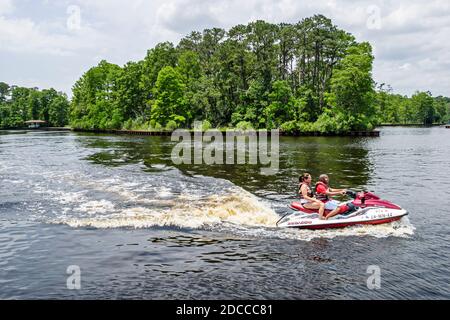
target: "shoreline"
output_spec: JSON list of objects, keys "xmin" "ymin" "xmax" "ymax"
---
[
  {"xmin": 73, "ymin": 128, "xmax": 381, "ymax": 137},
  {"xmin": 377, "ymin": 123, "xmax": 444, "ymax": 127},
  {"xmin": 2, "ymin": 124, "xmax": 448, "ymax": 136}
]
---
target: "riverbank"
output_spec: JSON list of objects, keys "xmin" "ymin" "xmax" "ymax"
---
[
  {"xmin": 71, "ymin": 127, "xmax": 381, "ymax": 137},
  {"xmin": 0, "ymin": 127, "xmax": 72, "ymax": 132},
  {"xmin": 379, "ymin": 123, "xmax": 445, "ymax": 126},
  {"xmin": 5, "ymin": 124, "xmax": 450, "ymax": 135},
  {"xmin": 0, "ymin": 126, "xmax": 394, "ymax": 137}
]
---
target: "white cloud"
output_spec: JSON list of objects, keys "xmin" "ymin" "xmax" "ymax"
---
[
  {"xmin": 0, "ymin": 0, "xmax": 14, "ymax": 15},
  {"xmin": 0, "ymin": 16, "xmax": 72, "ymax": 55},
  {"xmin": 399, "ymin": 63, "xmax": 411, "ymax": 71},
  {"xmin": 1, "ymin": 17, "xmax": 116, "ymax": 59},
  {"xmin": 0, "ymin": 0, "xmax": 449, "ymax": 97}
]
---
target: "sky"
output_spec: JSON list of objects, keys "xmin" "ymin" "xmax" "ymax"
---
[{"xmin": 1, "ymin": 0, "xmax": 450, "ymax": 98}]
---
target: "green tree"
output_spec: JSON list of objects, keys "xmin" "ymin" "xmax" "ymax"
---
[
  {"xmin": 48, "ymin": 94, "xmax": 69, "ymax": 126},
  {"xmin": 322, "ymin": 42, "xmax": 376, "ymax": 131},
  {"xmin": 115, "ymin": 61, "xmax": 147, "ymax": 120},
  {"xmin": 227, "ymin": 24, "xmax": 254, "ymax": 93},
  {"xmin": 237, "ymin": 79, "xmax": 269, "ymax": 128},
  {"xmin": 0, "ymin": 83, "xmax": 69, "ymax": 128},
  {"xmin": 177, "ymin": 51, "xmax": 201, "ymax": 84},
  {"xmin": 190, "ymin": 76, "xmax": 222, "ymax": 125},
  {"xmin": 0, "ymin": 83, "xmax": 10, "ymax": 127},
  {"xmin": 10, "ymin": 86, "xmax": 31, "ymax": 127},
  {"xmin": 150, "ymin": 66, "xmax": 188, "ymax": 127},
  {"xmin": 176, "ymin": 51, "xmax": 204, "ymax": 121},
  {"xmin": 65, "ymin": 17, "xmax": 448, "ymax": 133},
  {"xmin": 433, "ymin": 96, "xmax": 449, "ymax": 123},
  {"xmin": 264, "ymin": 80, "xmax": 298, "ymax": 129},
  {"xmin": 248, "ymin": 20, "xmax": 278, "ymax": 94},
  {"xmin": 39, "ymin": 88, "xmax": 59, "ymax": 123},
  {"xmin": 293, "ymin": 15, "xmax": 355, "ymax": 121},
  {"xmin": 411, "ymin": 91, "xmax": 435, "ymax": 125},
  {"xmin": 141, "ymin": 42, "xmax": 177, "ymax": 97},
  {"xmin": 0, "ymin": 82, "xmax": 10, "ymax": 103},
  {"xmin": 28, "ymin": 90, "xmax": 41, "ymax": 120},
  {"xmin": 70, "ymin": 60, "xmax": 122, "ymax": 129}
]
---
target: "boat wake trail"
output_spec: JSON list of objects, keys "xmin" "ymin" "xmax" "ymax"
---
[
  {"xmin": 52, "ymin": 186, "xmax": 280, "ymax": 230},
  {"xmin": 0, "ymin": 135, "xmax": 415, "ymax": 241},
  {"xmin": 37, "ymin": 165, "xmax": 414, "ymax": 241}
]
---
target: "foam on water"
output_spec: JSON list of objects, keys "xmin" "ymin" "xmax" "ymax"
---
[
  {"xmin": 231, "ymin": 216, "xmax": 416, "ymax": 241},
  {"xmin": 76, "ymin": 200, "xmax": 116, "ymax": 215},
  {"xmin": 47, "ymin": 176, "xmax": 415, "ymax": 241},
  {"xmin": 51, "ymin": 187, "xmax": 280, "ymax": 229},
  {"xmin": 157, "ymin": 187, "xmax": 173, "ymax": 198},
  {"xmin": 2, "ymin": 140, "xmax": 414, "ymax": 241},
  {"xmin": 42, "ymin": 190, "xmax": 87, "ymax": 204}
]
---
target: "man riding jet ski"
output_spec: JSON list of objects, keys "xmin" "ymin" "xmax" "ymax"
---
[
  {"xmin": 277, "ymin": 176, "xmax": 408, "ymax": 230},
  {"xmin": 315, "ymin": 174, "xmax": 348, "ymax": 220}
]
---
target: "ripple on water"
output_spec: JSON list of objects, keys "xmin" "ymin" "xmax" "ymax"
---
[{"xmin": 2, "ymin": 128, "xmax": 448, "ymax": 299}]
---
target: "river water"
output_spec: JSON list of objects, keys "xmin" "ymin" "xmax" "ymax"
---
[{"xmin": 0, "ymin": 127, "xmax": 449, "ymax": 299}]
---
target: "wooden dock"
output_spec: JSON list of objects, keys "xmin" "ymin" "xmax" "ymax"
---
[
  {"xmin": 72, "ymin": 128, "xmax": 172, "ymax": 136},
  {"xmin": 281, "ymin": 130, "xmax": 380, "ymax": 137},
  {"xmin": 378, "ymin": 124, "xmax": 444, "ymax": 127},
  {"xmin": 72, "ymin": 128, "xmax": 380, "ymax": 137},
  {"xmin": 42, "ymin": 127, "xmax": 72, "ymax": 132}
]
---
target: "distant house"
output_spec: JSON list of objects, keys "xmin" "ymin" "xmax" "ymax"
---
[{"xmin": 25, "ymin": 120, "xmax": 47, "ymax": 128}]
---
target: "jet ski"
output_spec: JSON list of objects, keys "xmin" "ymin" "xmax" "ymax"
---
[{"xmin": 276, "ymin": 191, "xmax": 408, "ymax": 230}]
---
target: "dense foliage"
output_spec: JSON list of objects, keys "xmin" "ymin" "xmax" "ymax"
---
[
  {"xmin": 4, "ymin": 15, "xmax": 443, "ymax": 133},
  {"xmin": 374, "ymin": 85, "xmax": 450, "ymax": 125},
  {"xmin": 0, "ymin": 82, "xmax": 69, "ymax": 128},
  {"xmin": 70, "ymin": 15, "xmax": 376, "ymax": 132},
  {"xmin": 69, "ymin": 16, "xmax": 450, "ymax": 132}
]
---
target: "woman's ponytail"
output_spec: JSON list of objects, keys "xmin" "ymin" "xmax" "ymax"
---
[{"xmin": 299, "ymin": 173, "xmax": 310, "ymax": 183}]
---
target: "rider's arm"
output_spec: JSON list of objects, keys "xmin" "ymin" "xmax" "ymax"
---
[
  {"xmin": 328, "ymin": 188, "xmax": 346, "ymax": 195},
  {"xmin": 316, "ymin": 184, "xmax": 344, "ymax": 197}
]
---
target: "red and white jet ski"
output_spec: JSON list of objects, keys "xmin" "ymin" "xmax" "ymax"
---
[{"xmin": 276, "ymin": 191, "xmax": 408, "ymax": 230}]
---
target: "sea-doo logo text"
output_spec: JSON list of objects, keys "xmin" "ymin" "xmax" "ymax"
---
[{"xmin": 288, "ymin": 221, "xmax": 312, "ymax": 226}]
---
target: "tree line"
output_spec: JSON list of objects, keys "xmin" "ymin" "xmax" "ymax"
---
[
  {"xmin": 2, "ymin": 15, "xmax": 449, "ymax": 132},
  {"xmin": 374, "ymin": 85, "xmax": 449, "ymax": 125},
  {"xmin": 70, "ymin": 15, "xmax": 384, "ymax": 133},
  {"xmin": 0, "ymin": 82, "xmax": 69, "ymax": 128}
]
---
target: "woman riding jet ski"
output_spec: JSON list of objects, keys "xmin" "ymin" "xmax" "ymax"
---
[{"xmin": 277, "ymin": 175, "xmax": 408, "ymax": 230}]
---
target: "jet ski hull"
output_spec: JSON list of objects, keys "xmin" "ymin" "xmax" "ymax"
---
[
  {"xmin": 279, "ymin": 212, "xmax": 407, "ymax": 229},
  {"xmin": 277, "ymin": 192, "xmax": 409, "ymax": 230}
]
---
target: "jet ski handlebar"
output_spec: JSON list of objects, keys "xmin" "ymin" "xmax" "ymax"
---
[{"xmin": 345, "ymin": 190, "xmax": 358, "ymax": 199}]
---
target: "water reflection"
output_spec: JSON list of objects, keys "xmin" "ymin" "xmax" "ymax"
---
[
  {"xmin": 149, "ymin": 234, "xmax": 279, "ymax": 265},
  {"xmin": 3, "ymin": 128, "xmax": 447, "ymax": 299},
  {"xmin": 78, "ymin": 133, "xmax": 374, "ymax": 197},
  {"xmin": 149, "ymin": 235, "xmax": 248, "ymax": 247}
]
